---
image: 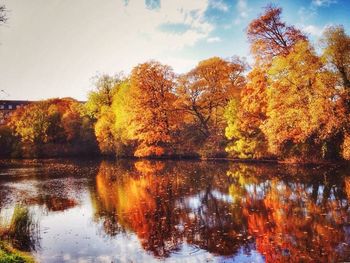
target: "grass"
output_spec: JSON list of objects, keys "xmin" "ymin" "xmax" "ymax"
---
[
  {"xmin": 0, "ymin": 241, "xmax": 35, "ymax": 263},
  {"xmin": 7, "ymin": 206, "xmax": 38, "ymax": 252},
  {"xmin": 0, "ymin": 206, "xmax": 38, "ymax": 263}
]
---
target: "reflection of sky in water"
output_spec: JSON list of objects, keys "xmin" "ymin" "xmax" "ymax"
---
[
  {"xmin": 211, "ymin": 190, "xmax": 234, "ymax": 203},
  {"xmin": 176, "ymin": 190, "xmax": 233, "ymax": 211},
  {"xmin": 32, "ymin": 192, "xmax": 264, "ymax": 263},
  {"xmin": 34, "ymin": 192, "xmax": 160, "ymax": 263},
  {"xmin": 244, "ymin": 183, "xmax": 268, "ymax": 199}
]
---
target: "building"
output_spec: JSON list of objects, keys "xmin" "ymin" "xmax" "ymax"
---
[{"xmin": 0, "ymin": 100, "xmax": 33, "ymax": 124}]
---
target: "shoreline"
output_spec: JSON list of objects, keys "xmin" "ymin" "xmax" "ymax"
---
[{"xmin": 0, "ymin": 155, "xmax": 347, "ymax": 167}]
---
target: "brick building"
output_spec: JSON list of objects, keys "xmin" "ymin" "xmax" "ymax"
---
[{"xmin": 0, "ymin": 100, "xmax": 32, "ymax": 124}]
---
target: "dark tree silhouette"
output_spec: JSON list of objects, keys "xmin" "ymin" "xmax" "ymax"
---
[{"xmin": 0, "ymin": 5, "xmax": 7, "ymax": 25}]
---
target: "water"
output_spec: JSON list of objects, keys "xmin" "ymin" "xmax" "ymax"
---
[{"xmin": 0, "ymin": 159, "xmax": 349, "ymax": 262}]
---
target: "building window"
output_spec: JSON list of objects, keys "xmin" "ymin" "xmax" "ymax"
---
[
  {"xmin": 0, "ymin": 105, "xmax": 4, "ymax": 109},
  {"xmin": 8, "ymin": 105, "xmax": 12, "ymax": 109}
]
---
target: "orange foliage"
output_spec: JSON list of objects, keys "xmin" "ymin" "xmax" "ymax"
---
[
  {"xmin": 93, "ymin": 161, "xmax": 251, "ymax": 257},
  {"xmin": 7, "ymin": 98, "xmax": 96, "ymax": 157},
  {"xmin": 227, "ymin": 164, "xmax": 350, "ymax": 262},
  {"xmin": 93, "ymin": 162, "xmax": 350, "ymax": 260},
  {"xmin": 130, "ymin": 61, "xmax": 179, "ymax": 157},
  {"xmin": 176, "ymin": 57, "xmax": 246, "ymax": 138},
  {"xmin": 247, "ymin": 5, "xmax": 306, "ymax": 63}
]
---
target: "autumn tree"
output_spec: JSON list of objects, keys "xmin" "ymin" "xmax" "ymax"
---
[
  {"xmin": 85, "ymin": 74, "xmax": 124, "ymax": 155},
  {"xmin": 262, "ymin": 41, "xmax": 344, "ymax": 160},
  {"xmin": 225, "ymin": 5, "xmax": 307, "ymax": 159},
  {"xmin": 94, "ymin": 107, "xmax": 116, "ymax": 155},
  {"xmin": 93, "ymin": 79, "xmax": 136, "ymax": 156},
  {"xmin": 224, "ymin": 99, "xmax": 251, "ymax": 158},
  {"xmin": 177, "ymin": 57, "xmax": 245, "ymax": 135},
  {"xmin": 247, "ymin": 5, "xmax": 306, "ymax": 63},
  {"xmin": 225, "ymin": 68, "xmax": 270, "ymax": 158},
  {"xmin": 176, "ymin": 57, "xmax": 246, "ymax": 157},
  {"xmin": 130, "ymin": 61, "xmax": 178, "ymax": 157},
  {"xmin": 8, "ymin": 98, "xmax": 97, "ymax": 157},
  {"xmin": 322, "ymin": 25, "xmax": 350, "ymax": 91},
  {"xmin": 111, "ymin": 80, "xmax": 137, "ymax": 156},
  {"xmin": 10, "ymin": 101, "xmax": 52, "ymax": 144},
  {"xmin": 321, "ymin": 27, "xmax": 350, "ymax": 159},
  {"xmin": 0, "ymin": 126, "xmax": 18, "ymax": 157},
  {"xmin": 85, "ymin": 74, "xmax": 122, "ymax": 119},
  {"xmin": 224, "ymin": 98, "xmax": 268, "ymax": 159}
]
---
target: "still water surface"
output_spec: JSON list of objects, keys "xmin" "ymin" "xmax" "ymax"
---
[{"xmin": 0, "ymin": 159, "xmax": 350, "ymax": 262}]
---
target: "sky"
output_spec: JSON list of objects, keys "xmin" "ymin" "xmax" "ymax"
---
[{"xmin": 0, "ymin": 0, "xmax": 349, "ymax": 101}]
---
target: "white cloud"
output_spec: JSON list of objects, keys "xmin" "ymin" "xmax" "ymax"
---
[
  {"xmin": 301, "ymin": 24, "xmax": 331, "ymax": 38},
  {"xmin": 298, "ymin": 6, "xmax": 316, "ymax": 22},
  {"xmin": 120, "ymin": 0, "xmax": 214, "ymax": 50},
  {"xmin": 237, "ymin": 0, "xmax": 248, "ymax": 18},
  {"xmin": 0, "ymin": 0, "xmax": 216, "ymax": 100},
  {"xmin": 207, "ymin": 36, "xmax": 221, "ymax": 43},
  {"xmin": 158, "ymin": 57, "xmax": 198, "ymax": 73},
  {"xmin": 298, "ymin": 0, "xmax": 337, "ymax": 25},
  {"xmin": 302, "ymin": 24, "xmax": 324, "ymax": 37},
  {"xmin": 210, "ymin": 0, "xmax": 229, "ymax": 12},
  {"xmin": 312, "ymin": 0, "xmax": 337, "ymax": 7},
  {"xmin": 234, "ymin": 0, "xmax": 249, "ymax": 25}
]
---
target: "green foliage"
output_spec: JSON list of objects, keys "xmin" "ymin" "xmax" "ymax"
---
[
  {"xmin": 0, "ymin": 242, "xmax": 35, "ymax": 263},
  {"xmin": 7, "ymin": 206, "xmax": 38, "ymax": 252},
  {"xmin": 85, "ymin": 74, "xmax": 122, "ymax": 119},
  {"xmin": 224, "ymin": 99, "xmax": 266, "ymax": 159},
  {"xmin": 111, "ymin": 81, "xmax": 137, "ymax": 156},
  {"xmin": 0, "ymin": 206, "xmax": 36, "ymax": 263}
]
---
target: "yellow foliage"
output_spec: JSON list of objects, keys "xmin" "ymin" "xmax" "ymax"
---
[{"xmin": 262, "ymin": 41, "xmax": 345, "ymax": 156}]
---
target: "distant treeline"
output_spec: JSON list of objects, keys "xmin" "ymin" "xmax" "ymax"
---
[{"xmin": 0, "ymin": 5, "xmax": 349, "ymax": 162}]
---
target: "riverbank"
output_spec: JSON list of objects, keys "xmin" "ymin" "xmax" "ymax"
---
[
  {"xmin": 0, "ymin": 155, "xmax": 348, "ymax": 168},
  {"xmin": 0, "ymin": 242, "xmax": 35, "ymax": 263}
]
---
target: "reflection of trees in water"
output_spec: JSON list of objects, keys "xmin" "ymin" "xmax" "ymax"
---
[
  {"xmin": 345, "ymin": 177, "xmax": 350, "ymax": 201},
  {"xmin": 0, "ymin": 160, "xmax": 100, "ymax": 254},
  {"xmin": 0, "ymin": 205, "xmax": 39, "ymax": 252},
  {"xmin": 92, "ymin": 161, "xmax": 350, "ymax": 261},
  {"xmin": 27, "ymin": 195, "xmax": 77, "ymax": 212},
  {"xmin": 0, "ymin": 160, "xmax": 99, "ymax": 214},
  {"xmin": 227, "ymin": 164, "xmax": 350, "ymax": 262},
  {"xmin": 92, "ymin": 160, "xmax": 251, "ymax": 257}
]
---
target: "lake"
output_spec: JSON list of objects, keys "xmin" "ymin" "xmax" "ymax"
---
[{"xmin": 0, "ymin": 159, "xmax": 349, "ymax": 262}]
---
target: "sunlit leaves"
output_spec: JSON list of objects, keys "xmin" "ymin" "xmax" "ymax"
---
[
  {"xmin": 94, "ymin": 106, "xmax": 116, "ymax": 155},
  {"xmin": 8, "ymin": 98, "xmax": 96, "ymax": 157},
  {"xmin": 85, "ymin": 74, "xmax": 122, "ymax": 119},
  {"xmin": 225, "ymin": 68, "xmax": 269, "ymax": 159},
  {"xmin": 130, "ymin": 61, "xmax": 178, "ymax": 157},
  {"xmin": 262, "ymin": 41, "xmax": 344, "ymax": 157},
  {"xmin": 247, "ymin": 5, "xmax": 306, "ymax": 63},
  {"xmin": 177, "ymin": 57, "xmax": 246, "ymax": 138},
  {"xmin": 321, "ymin": 25, "xmax": 350, "ymax": 90},
  {"xmin": 341, "ymin": 133, "xmax": 350, "ymax": 160}
]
